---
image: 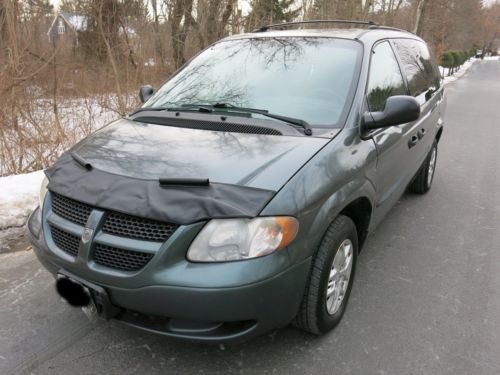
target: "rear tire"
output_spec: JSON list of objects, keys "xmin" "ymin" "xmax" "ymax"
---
[
  {"xmin": 409, "ymin": 141, "xmax": 438, "ymax": 194},
  {"xmin": 294, "ymin": 215, "xmax": 358, "ymax": 335}
]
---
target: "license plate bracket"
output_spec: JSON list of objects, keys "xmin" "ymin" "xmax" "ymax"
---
[{"xmin": 57, "ymin": 269, "xmax": 120, "ymax": 320}]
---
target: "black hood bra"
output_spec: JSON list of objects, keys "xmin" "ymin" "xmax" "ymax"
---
[{"xmin": 45, "ymin": 152, "xmax": 275, "ymax": 225}]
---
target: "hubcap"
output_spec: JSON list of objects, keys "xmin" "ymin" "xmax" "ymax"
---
[
  {"xmin": 427, "ymin": 147, "xmax": 437, "ymax": 187},
  {"xmin": 326, "ymin": 239, "xmax": 354, "ymax": 315}
]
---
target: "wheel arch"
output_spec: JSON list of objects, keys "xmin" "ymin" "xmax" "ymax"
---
[
  {"xmin": 436, "ymin": 126, "xmax": 444, "ymax": 143},
  {"xmin": 338, "ymin": 197, "xmax": 373, "ymax": 250}
]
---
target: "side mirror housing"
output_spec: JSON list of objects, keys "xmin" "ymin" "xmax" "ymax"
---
[
  {"xmin": 363, "ymin": 95, "xmax": 420, "ymax": 130},
  {"xmin": 139, "ymin": 85, "xmax": 154, "ymax": 103}
]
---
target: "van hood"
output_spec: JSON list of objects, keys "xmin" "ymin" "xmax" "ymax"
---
[{"xmin": 73, "ymin": 118, "xmax": 331, "ymax": 191}]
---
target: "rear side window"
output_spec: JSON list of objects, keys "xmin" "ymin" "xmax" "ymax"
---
[
  {"xmin": 392, "ymin": 39, "xmax": 441, "ymax": 100},
  {"xmin": 366, "ymin": 41, "xmax": 407, "ymax": 112}
]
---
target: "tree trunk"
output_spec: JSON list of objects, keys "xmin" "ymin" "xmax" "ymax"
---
[
  {"xmin": 52, "ymin": 41, "xmax": 64, "ymax": 142},
  {"xmin": 151, "ymin": 0, "xmax": 165, "ymax": 66},
  {"xmin": 170, "ymin": 0, "xmax": 195, "ymax": 69},
  {"xmin": 413, "ymin": 0, "xmax": 428, "ymax": 35},
  {"xmin": 218, "ymin": 0, "xmax": 234, "ymax": 39},
  {"xmin": 97, "ymin": 1, "xmax": 126, "ymax": 112}
]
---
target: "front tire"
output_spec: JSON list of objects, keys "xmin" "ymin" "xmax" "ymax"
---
[
  {"xmin": 294, "ymin": 215, "xmax": 358, "ymax": 335},
  {"xmin": 409, "ymin": 141, "xmax": 438, "ymax": 194}
]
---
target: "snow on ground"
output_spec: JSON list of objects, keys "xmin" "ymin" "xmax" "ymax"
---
[
  {"xmin": 439, "ymin": 58, "xmax": 479, "ymax": 86},
  {"xmin": 0, "ymin": 170, "xmax": 45, "ymax": 229},
  {"xmin": 0, "ymin": 93, "xmax": 129, "ymax": 176}
]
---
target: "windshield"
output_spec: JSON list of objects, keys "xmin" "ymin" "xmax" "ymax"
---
[{"xmin": 145, "ymin": 37, "xmax": 362, "ymax": 128}]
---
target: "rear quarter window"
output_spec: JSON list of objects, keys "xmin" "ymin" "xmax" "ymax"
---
[{"xmin": 392, "ymin": 39, "xmax": 441, "ymax": 102}]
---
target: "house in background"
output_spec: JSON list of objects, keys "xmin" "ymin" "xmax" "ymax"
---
[{"xmin": 47, "ymin": 11, "xmax": 88, "ymax": 44}]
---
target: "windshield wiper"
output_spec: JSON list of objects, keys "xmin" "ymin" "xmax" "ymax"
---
[
  {"xmin": 129, "ymin": 103, "xmax": 313, "ymax": 135},
  {"xmin": 211, "ymin": 103, "xmax": 312, "ymax": 135},
  {"xmin": 128, "ymin": 106, "xmax": 169, "ymax": 116},
  {"xmin": 129, "ymin": 104, "xmax": 214, "ymax": 117}
]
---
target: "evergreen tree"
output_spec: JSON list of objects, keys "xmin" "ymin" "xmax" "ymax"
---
[
  {"xmin": 246, "ymin": 0, "xmax": 300, "ymax": 31},
  {"xmin": 450, "ymin": 50, "xmax": 462, "ymax": 72},
  {"xmin": 440, "ymin": 51, "xmax": 455, "ymax": 76}
]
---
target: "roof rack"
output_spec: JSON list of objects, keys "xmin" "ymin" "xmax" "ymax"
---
[
  {"xmin": 252, "ymin": 20, "xmax": 379, "ymax": 33},
  {"xmin": 368, "ymin": 24, "xmax": 410, "ymax": 33}
]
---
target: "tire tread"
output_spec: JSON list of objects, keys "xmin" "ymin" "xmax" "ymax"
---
[
  {"xmin": 409, "ymin": 141, "xmax": 438, "ymax": 194},
  {"xmin": 293, "ymin": 215, "xmax": 355, "ymax": 335}
]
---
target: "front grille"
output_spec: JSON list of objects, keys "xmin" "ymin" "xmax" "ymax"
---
[
  {"xmin": 103, "ymin": 212, "xmax": 178, "ymax": 242},
  {"xmin": 51, "ymin": 192, "xmax": 92, "ymax": 226},
  {"xmin": 93, "ymin": 244, "xmax": 153, "ymax": 272},
  {"xmin": 50, "ymin": 193, "xmax": 178, "ymax": 243},
  {"xmin": 50, "ymin": 225, "xmax": 80, "ymax": 257}
]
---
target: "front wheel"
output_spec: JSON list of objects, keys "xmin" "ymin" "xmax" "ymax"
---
[
  {"xmin": 294, "ymin": 215, "xmax": 358, "ymax": 335},
  {"xmin": 409, "ymin": 141, "xmax": 438, "ymax": 194}
]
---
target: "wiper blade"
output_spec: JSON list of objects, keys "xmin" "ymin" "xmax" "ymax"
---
[
  {"xmin": 179, "ymin": 104, "xmax": 214, "ymax": 112},
  {"xmin": 129, "ymin": 104, "xmax": 213, "ymax": 117},
  {"xmin": 212, "ymin": 103, "xmax": 312, "ymax": 136},
  {"xmin": 128, "ymin": 106, "xmax": 169, "ymax": 116},
  {"xmin": 129, "ymin": 103, "xmax": 313, "ymax": 135}
]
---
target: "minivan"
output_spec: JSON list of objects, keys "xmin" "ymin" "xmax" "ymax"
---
[{"xmin": 28, "ymin": 20, "xmax": 446, "ymax": 343}]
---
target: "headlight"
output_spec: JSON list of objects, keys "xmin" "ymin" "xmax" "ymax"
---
[
  {"xmin": 39, "ymin": 176, "xmax": 49, "ymax": 209},
  {"xmin": 187, "ymin": 217, "xmax": 299, "ymax": 262}
]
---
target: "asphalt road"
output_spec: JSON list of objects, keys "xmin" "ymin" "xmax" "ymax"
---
[{"xmin": 1, "ymin": 60, "xmax": 499, "ymax": 375}]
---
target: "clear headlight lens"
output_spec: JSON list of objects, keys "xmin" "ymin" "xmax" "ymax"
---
[
  {"xmin": 39, "ymin": 176, "xmax": 49, "ymax": 209},
  {"xmin": 187, "ymin": 217, "xmax": 299, "ymax": 262}
]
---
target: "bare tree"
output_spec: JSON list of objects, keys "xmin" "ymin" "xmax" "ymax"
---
[{"xmin": 413, "ymin": 0, "xmax": 427, "ymax": 34}]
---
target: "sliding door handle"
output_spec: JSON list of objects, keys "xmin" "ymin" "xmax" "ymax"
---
[
  {"xmin": 418, "ymin": 128, "xmax": 426, "ymax": 139},
  {"xmin": 408, "ymin": 135, "xmax": 419, "ymax": 148}
]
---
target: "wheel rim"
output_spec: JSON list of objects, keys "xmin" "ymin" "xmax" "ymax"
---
[
  {"xmin": 427, "ymin": 147, "xmax": 437, "ymax": 187},
  {"xmin": 326, "ymin": 239, "xmax": 354, "ymax": 315}
]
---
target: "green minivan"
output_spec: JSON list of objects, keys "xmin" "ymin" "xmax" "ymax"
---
[{"xmin": 28, "ymin": 21, "xmax": 445, "ymax": 342}]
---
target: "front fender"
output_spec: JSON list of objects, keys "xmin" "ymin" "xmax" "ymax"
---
[{"xmin": 261, "ymin": 127, "xmax": 377, "ymax": 263}]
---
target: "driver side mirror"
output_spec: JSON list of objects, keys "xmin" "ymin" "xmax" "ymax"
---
[
  {"xmin": 362, "ymin": 96, "xmax": 420, "ymax": 130},
  {"xmin": 139, "ymin": 85, "xmax": 154, "ymax": 103}
]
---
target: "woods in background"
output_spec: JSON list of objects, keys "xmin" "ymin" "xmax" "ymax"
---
[{"xmin": 1, "ymin": 0, "xmax": 500, "ymax": 176}]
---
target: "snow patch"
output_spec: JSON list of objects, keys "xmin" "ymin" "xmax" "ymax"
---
[
  {"xmin": 439, "ymin": 58, "xmax": 482, "ymax": 86},
  {"xmin": 0, "ymin": 170, "xmax": 45, "ymax": 229}
]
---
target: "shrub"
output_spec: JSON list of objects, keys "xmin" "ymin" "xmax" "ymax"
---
[
  {"xmin": 440, "ymin": 51, "xmax": 455, "ymax": 76},
  {"xmin": 460, "ymin": 50, "xmax": 468, "ymax": 64},
  {"xmin": 450, "ymin": 51, "xmax": 461, "ymax": 68}
]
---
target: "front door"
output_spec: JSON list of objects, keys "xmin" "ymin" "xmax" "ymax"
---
[{"xmin": 364, "ymin": 41, "xmax": 421, "ymax": 226}]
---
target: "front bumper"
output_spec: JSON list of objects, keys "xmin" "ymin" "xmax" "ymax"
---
[{"xmin": 28, "ymin": 205, "xmax": 311, "ymax": 343}]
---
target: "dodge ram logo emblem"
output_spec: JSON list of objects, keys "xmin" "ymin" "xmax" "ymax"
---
[{"xmin": 82, "ymin": 228, "xmax": 94, "ymax": 243}]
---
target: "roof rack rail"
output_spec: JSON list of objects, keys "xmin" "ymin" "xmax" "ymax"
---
[
  {"xmin": 368, "ymin": 24, "xmax": 411, "ymax": 33},
  {"xmin": 252, "ymin": 19, "xmax": 379, "ymax": 33}
]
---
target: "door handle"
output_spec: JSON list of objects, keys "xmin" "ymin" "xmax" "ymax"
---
[
  {"xmin": 408, "ymin": 134, "xmax": 419, "ymax": 148},
  {"xmin": 418, "ymin": 128, "xmax": 426, "ymax": 139}
]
